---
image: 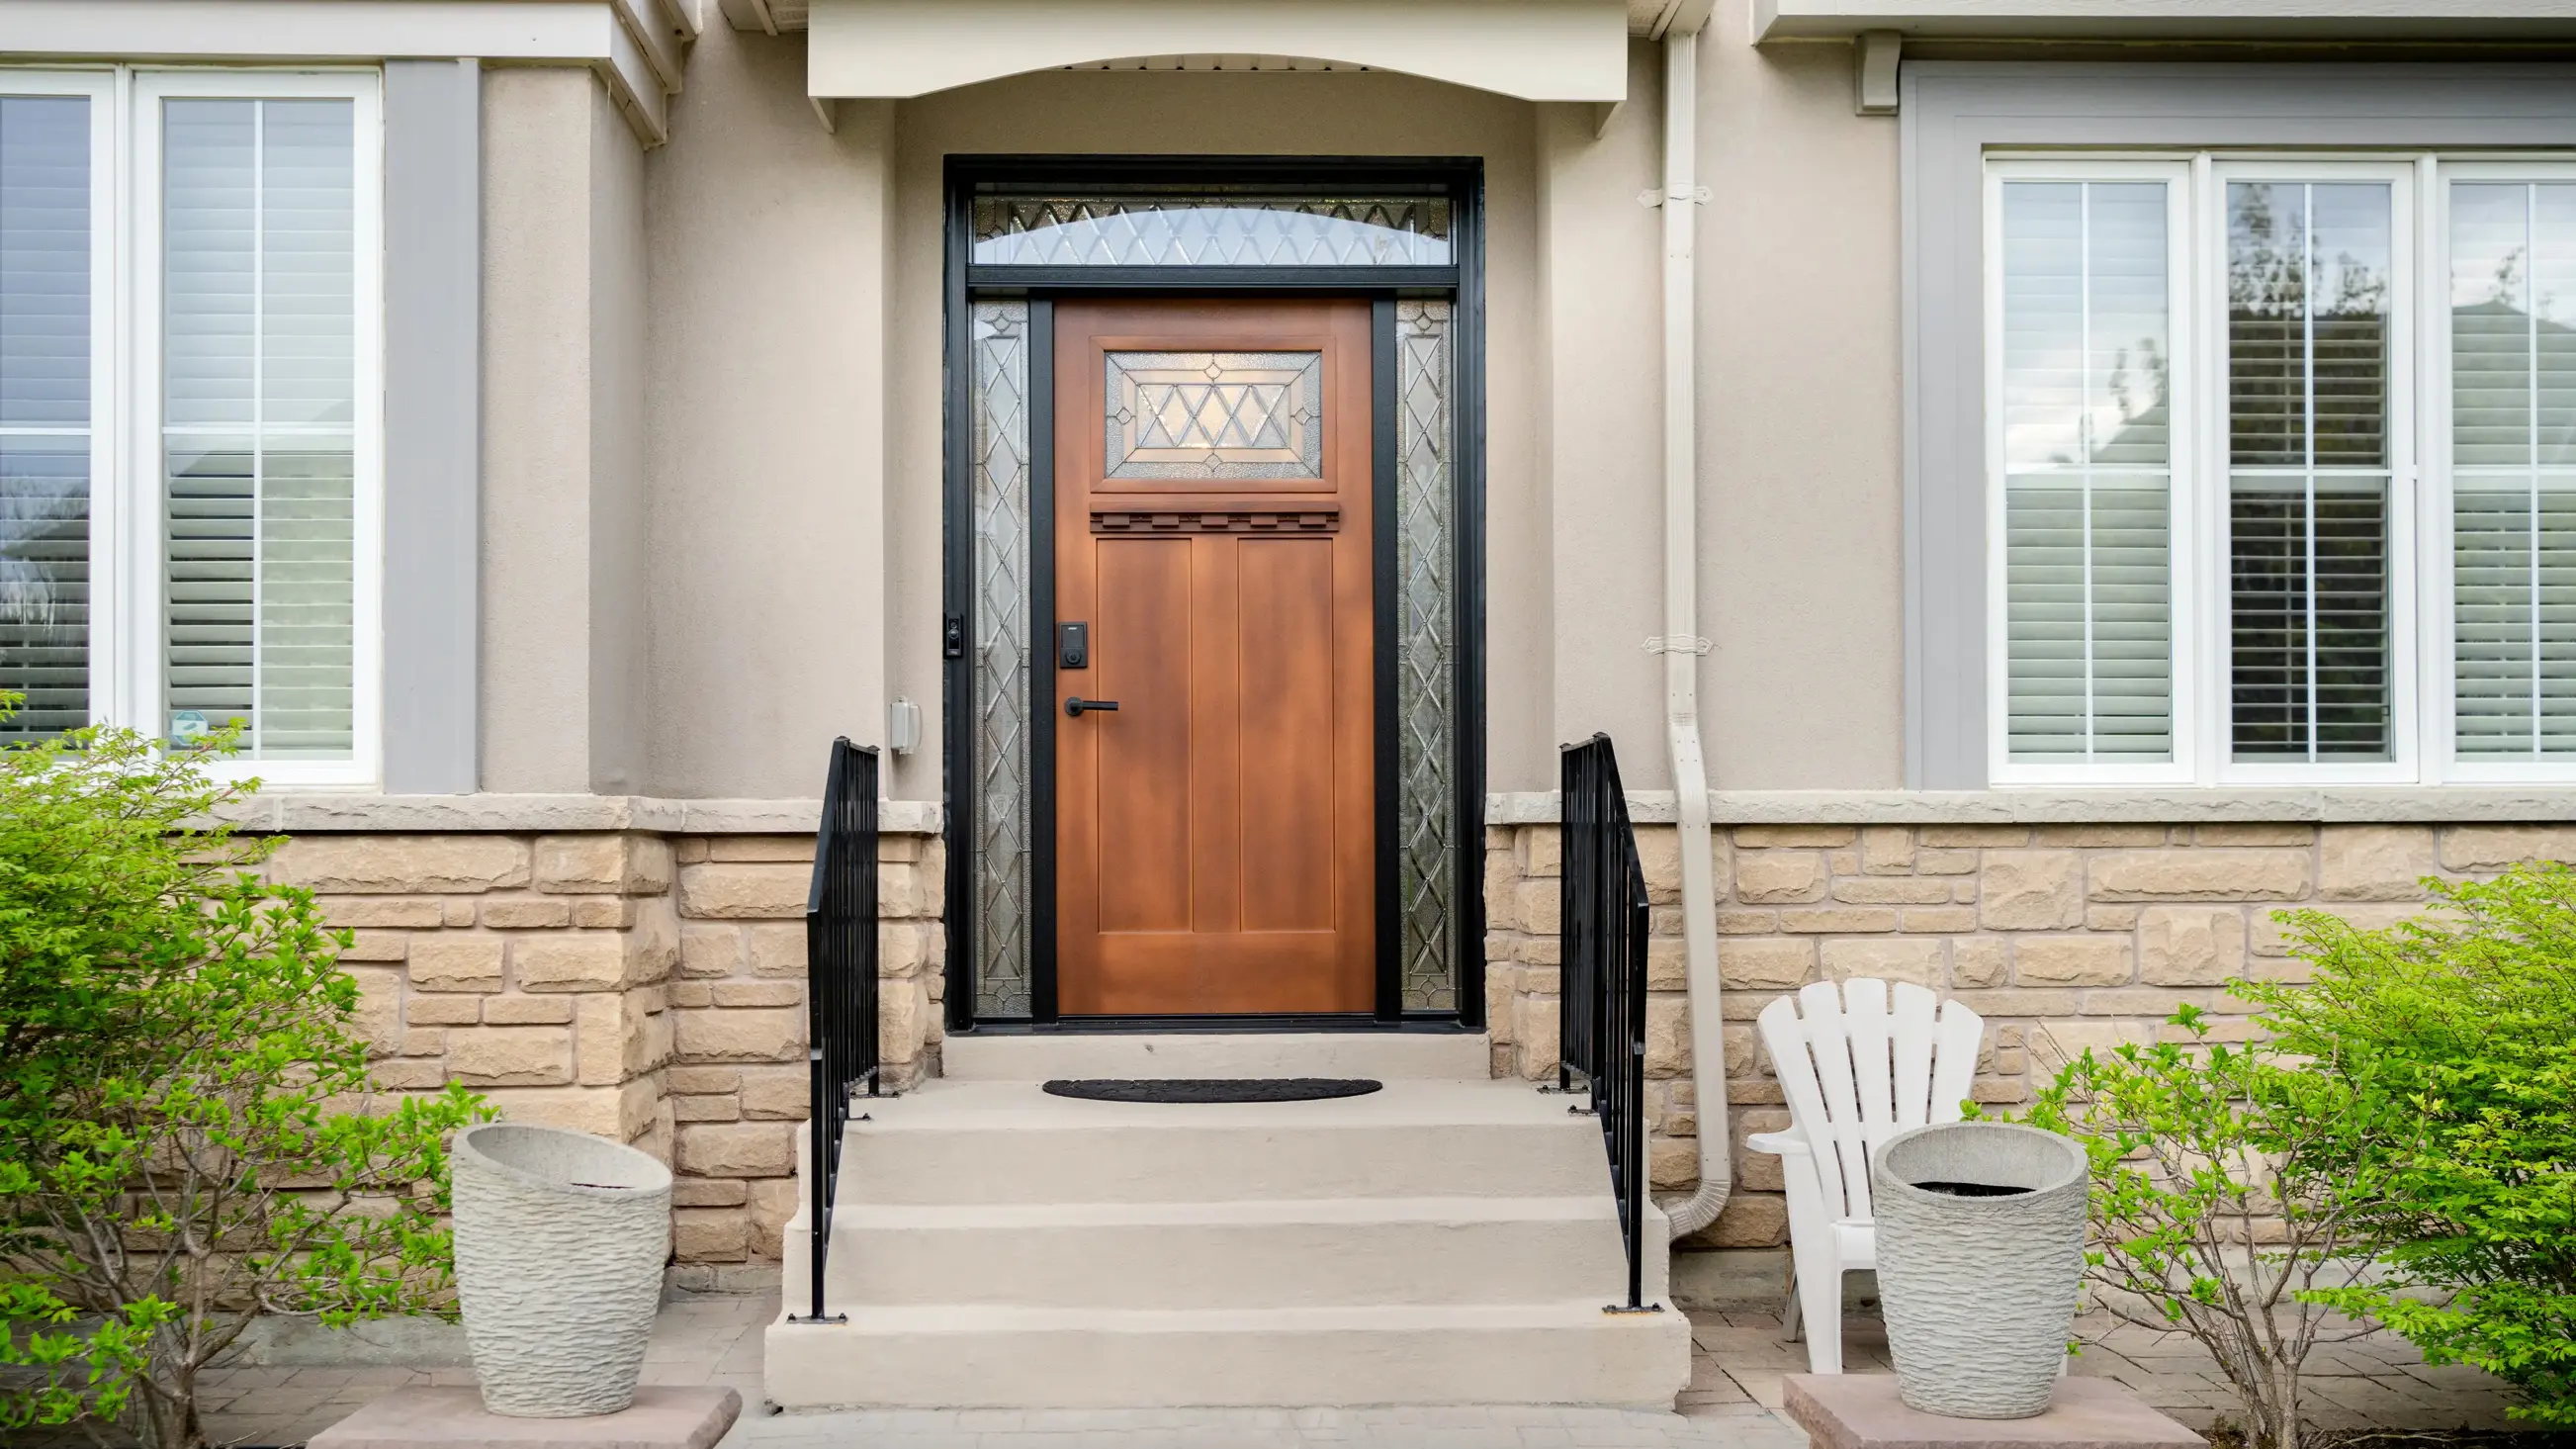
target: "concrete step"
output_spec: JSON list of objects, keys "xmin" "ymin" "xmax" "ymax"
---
[
  {"xmin": 826, "ymin": 1194, "xmax": 1664, "ymax": 1310},
  {"xmin": 762, "ymin": 1299, "xmax": 1693, "ymax": 1409},
  {"xmin": 939, "ymin": 1031, "xmax": 1493, "ymax": 1082},
  {"xmin": 839, "ymin": 1079, "xmax": 1614, "ymax": 1205}
]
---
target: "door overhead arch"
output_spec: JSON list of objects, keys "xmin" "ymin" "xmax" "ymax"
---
[{"xmin": 805, "ymin": 0, "xmax": 1632, "ymax": 102}]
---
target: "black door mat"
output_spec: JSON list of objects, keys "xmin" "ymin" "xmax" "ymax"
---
[{"xmin": 1041, "ymin": 1077, "xmax": 1383, "ymax": 1103}]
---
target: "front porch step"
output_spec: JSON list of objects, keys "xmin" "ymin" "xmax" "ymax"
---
[
  {"xmin": 840, "ymin": 1079, "xmax": 1613, "ymax": 1204},
  {"xmin": 940, "ymin": 1030, "xmax": 1493, "ymax": 1082},
  {"xmin": 828, "ymin": 1195, "xmax": 1657, "ymax": 1309},
  {"xmin": 761, "ymin": 1300, "xmax": 1692, "ymax": 1409}
]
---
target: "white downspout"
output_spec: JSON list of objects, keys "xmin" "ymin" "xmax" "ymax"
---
[{"xmin": 1652, "ymin": 25, "xmax": 1732, "ymax": 1243}]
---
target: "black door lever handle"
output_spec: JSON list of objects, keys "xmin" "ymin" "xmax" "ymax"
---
[{"xmin": 1065, "ymin": 696, "xmax": 1121, "ymax": 717}]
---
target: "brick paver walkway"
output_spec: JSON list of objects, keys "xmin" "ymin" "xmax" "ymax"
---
[{"xmin": 182, "ymin": 1290, "xmax": 2532, "ymax": 1447}]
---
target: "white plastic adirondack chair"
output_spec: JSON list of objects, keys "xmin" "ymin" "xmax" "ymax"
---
[{"xmin": 1746, "ymin": 978, "xmax": 1985, "ymax": 1374}]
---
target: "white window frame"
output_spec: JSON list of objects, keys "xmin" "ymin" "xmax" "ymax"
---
[
  {"xmin": 1983, "ymin": 157, "xmax": 2201, "ymax": 787},
  {"xmin": 2426, "ymin": 157, "xmax": 2576, "ymax": 785},
  {"xmin": 0, "ymin": 65, "xmax": 385, "ymax": 786},
  {"xmin": 1983, "ymin": 148, "xmax": 2576, "ymax": 787}
]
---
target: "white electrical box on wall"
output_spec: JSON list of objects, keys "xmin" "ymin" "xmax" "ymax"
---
[{"xmin": 888, "ymin": 697, "xmax": 922, "ymax": 755}]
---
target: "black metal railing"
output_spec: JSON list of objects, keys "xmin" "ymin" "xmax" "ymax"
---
[
  {"xmin": 1558, "ymin": 734, "xmax": 1657, "ymax": 1314},
  {"xmin": 790, "ymin": 737, "xmax": 881, "ymax": 1324}
]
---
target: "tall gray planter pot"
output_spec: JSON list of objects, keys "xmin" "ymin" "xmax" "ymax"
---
[
  {"xmin": 451, "ymin": 1123, "xmax": 672, "ymax": 1417},
  {"xmin": 1870, "ymin": 1120, "xmax": 2087, "ymax": 1418}
]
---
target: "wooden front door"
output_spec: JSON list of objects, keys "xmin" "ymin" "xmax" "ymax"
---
[{"xmin": 1053, "ymin": 299, "xmax": 1376, "ymax": 1016}]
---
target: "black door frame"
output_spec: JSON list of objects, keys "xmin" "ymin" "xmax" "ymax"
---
[{"xmin": 940, "ymin": 156, "xmax": 1486, "ymax": 1034}]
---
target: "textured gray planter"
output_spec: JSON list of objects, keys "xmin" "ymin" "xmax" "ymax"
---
[
  {"xmin": 451, "ymin": 1123, "xmax": 672, "ymax": 1417},
  {"xmin": 1871, "ymin": 1120, "xmax": 2087, "ymax": 1419}
]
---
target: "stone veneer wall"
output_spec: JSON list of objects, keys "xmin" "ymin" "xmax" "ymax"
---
[
  {"xmin": 1481, "ymin": 820, "xmax": 2571, "ymax": 1251},
  {"xmin": 268, "ymin": 830, "xmax": 943, "ymax": 1283}
]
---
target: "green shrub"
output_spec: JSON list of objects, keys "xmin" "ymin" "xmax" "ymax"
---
[
  {"xmin": 2251, "ymin": 865, "xmax": 2576, "ymax": 1428},
  {"xmin": 2031, "ymin": 1005, "xmax": 2426, "ymax": 1449},
  {"xmin": 0, "ymin": 701, "xmax": 486, "ymax": 1449}
]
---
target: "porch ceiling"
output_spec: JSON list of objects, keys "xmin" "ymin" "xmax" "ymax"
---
[{"xmin": 793, "ymin": 0, "xmax": 1635, "ymax": 102}]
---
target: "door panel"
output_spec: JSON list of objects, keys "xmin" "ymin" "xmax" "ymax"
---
[{"xmin": 1055, "ymin": 299, "xmax": 1375, "ymax": 1016}]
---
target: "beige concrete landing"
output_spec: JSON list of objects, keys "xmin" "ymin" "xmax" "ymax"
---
[
  {"xmin": 765, "ymin": 1069, "xmax": 1692, "ymax": 1409},
  {"xmin": 939, "ymin": 1029, "xmax": 1493, "ymax": 1082}
]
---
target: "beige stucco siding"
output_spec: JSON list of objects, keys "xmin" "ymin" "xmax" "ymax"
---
[
  {"xmin": 1695, "ymin": 16, "xmax": 1904, "ymax": 788},
  {"xmin": 643, "ymin": 21, "xmax": 893, "ymax": 799}
]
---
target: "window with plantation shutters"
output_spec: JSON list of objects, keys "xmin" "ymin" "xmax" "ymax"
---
[
  {"xmin": 0, "ymin": 92, "xmax": 94, "ymax": 740},
  {"xmin": 2225, "ymin": 180, "xmax": 2397, "ymax": 765},
  {"xmin": 2449, "ymin": 181, "xmax": 2576, "ymax": 760},
  {"xmin": 1997, "ymin": 178, "xmax": 2176, "ymax": 767},
  {"xmin": 160, "ymin": 97, "xmax": 359, "ymax": 761}
]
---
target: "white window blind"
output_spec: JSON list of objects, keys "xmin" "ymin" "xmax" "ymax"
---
[
  {"xmin": 2450, "ymin": 181, "xmax": 2576, "ymax": 759},
  {"xmin": 2226, "ymin": 181, "xmax": 2395, "ymax": 764},
  {"xmin": 1998, "ymin": 179, "xmax": 2175, "ymax": 763},
  {"xmin": 0, "ymin": 95, "xmax": 90, "ymax": 739},
  {"xmin": 161, "ymin": 98, "xmax": 356, "ymax": 760}
]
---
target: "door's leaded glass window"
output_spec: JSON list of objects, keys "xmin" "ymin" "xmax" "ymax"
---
[
  {"xmin": 2449, "ymin": 181, "xmax": 2576, "ymax": 758},
  {"xmin": 2226, "ymin": 181, "xmax": 2396, "ymax": 763},
  {"xmin": 1998, "ymin": 179, "xmax": 2176, "ymax": 765},
  {"xmin": 1104, "ymin": 351, "xmax": 1321, "ymax": 480},
  {"xmin": 0, "ymin": 95, "xmax": 92, "ymax": 739},
  {"xmin": 971, "ymin": 301, "xmax": 1033, "ymax": 1018},
  {"xmin": 973, "ymin": 191, "xmax": 1449, "ymax": 268},
  {"xmin": 1395, "ymin": 301, "xmax": 1456, "ymax": 1011}
]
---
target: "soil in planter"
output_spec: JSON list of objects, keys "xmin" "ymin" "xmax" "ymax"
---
[{"xmin": 1910, "ymin": 1180, "xmax": 2035, "ymax": 1198}]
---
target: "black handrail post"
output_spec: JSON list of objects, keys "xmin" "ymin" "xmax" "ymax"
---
[
  {"xmin": 1557, "ymin": 734, "xmax": 1663, "ymax": 1317},
  {"xmin": 787, "ymin": 737, "xmax": 880, "ymax": 1325}
]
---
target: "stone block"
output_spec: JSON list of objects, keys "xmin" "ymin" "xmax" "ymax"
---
[
  {"xmin": 344, "ymin": 967, "xmax": 402, "ymax": 1056},
  {"xmin": 1633, "ymin": 826, "xmax": 1681, "ymax": 904},
  {"xmin": 305, "ymin": 1385, "xmax": 741, "ymax": 1449},
  {"xmin": 2195, "ymin": 823, "xmax": 2316, "ymax": 846},
  {"xmin": 336, "ymin": 931, "xmax": 410, "ymax": 962},
  {"xmin": 1512, "ymin": 994, "xmax": 1560, "ymax": 1079},
  {"xmin": 1832, "ymin": 876, "xmax": 1953, "ymax": 905},
  {"xmin": 573, "ymin": 897, "xmax": 638, "ymax": 929},
  {"xmin": 368, "ymin": 1058, "xmax": 452, "ymax": 1090},
  {"xmin": 673, "ymin": 1006, "xmax": 804, "ymax": 1062},
  {"xmin": 1732, "ymin": 826, "xmax": 1856, "ymax": 848},
  {"xmin": 1516, "ymin": 878, "xmax": 1561, "ymax": 935},
  {"xmin": 672, "ymin": 1207, "xmax": 751, "ymax": 1263},
  {"xmin": 480, "ymin": 898, "xmax": 572, "ymax": 930},
  {"xmin": 1913, "ymin": 847, "xmax": 1979, "ymax": 876},
  {"xmin": 2248, "ymin": 898, "xmax": 2431, "ymax": 956},
  {"xmin": 675, "ymin": 1121, "xmax": 796, "ymax": 1178},
  {"xmin": 1919, "ymin": 826, "xmax": 2029, "ymax": 848},
  {"xmin": 709, "ymin": 835, "xmax": 815, "ymax": 862},
  {"xmin": 1719, "ymin": 938, "xmax": 1815, "ymax": 990},
  {"xmin": 322, "ymin": 897, "xmax": 447, "ymax": 929},
  {"xmin": 1820, "ymin": 937, "xmax": 1944, "ymax": 987},
  {"xmin": 447, "ymin": 1027, "xmax": 573, "ymax": 1087},
  {"xmin": 2034, "ymin": 825, "xmax": 2169, "ymax": 848},
  {"xmin": 1650, "ymin": 1135, "xmax": 1699, "ymax": 1191},
  {"xmin": 1483, "ymin": 850, "xmax": 1521, "ymax": 932},
  {"xmin": 443, "ymin": 900, "xmax": 478, "ymax": 926},
  {"xmin": 714, "ymin": 980, "xmax": 802, "ymax": 1008},
  {"xmin": 2441, "ymin": 824, "xmax": 2576, "ymax": 870},
  {"xmin": 2011, "ymin": 936, "xmax": 2134, "ymax": 986},
  {"xmin": 672, "ymin": 1178, "xmax": 749, "ymax": 1208},
  {"xmin": 511, "ymin": 934, "xmax": 625, "ymax": 992},
  {"xmin": 881, "ymin": 920, "xmax": 933, "ymax": 979},
  {"xmin": 407, "ymin": 995, "xmax": 482, "ymax": 1027},
  {"xmin": 483, "ymin": 1083, "xmax": 657, "ymax": 1141},
  {"xmin": 672, "ymin": 1094, "xmax": 739, "ymax": 1123},
  {"xmin": 2137, "ymin": 906, "xmax": 2246, "ymax": 986},
  {"xmin": 2320, "ymin": 826, "xmax": 2438, "ymax": 900},
  {"xmin": 1978, "ymin": 852, "xmax": 2085, "ymax": 930},
  {"xmin": 739, "ymin": 1067, "xmax": 808, "ymax": 1120},
  {"xmin": 1646, "ymin": 936, "xmax": 1688, "ymax": 991},
  {"xmin": 676, "ymin": 862, "xmax": 809, "ymax": 920},
  {"xmin": 1784, "ymin": 1375, "xmax": 2199, "ymax": 1449},
  {"xmin": 678, "ymin": 923, "xmax": 743, "ymax": 979},
  {"xmin": 750, "ymin": 1176, "xmax": 800, "ymax": 1258},
  {"xmin": 2089, "ymin": 850, "xmax": 2312, "ymax": 901},
  {"xmin": 1857, "ymin": 826, "xmax": 1914, "ymax": 874},
  {"xmin": 407, "ymin": 935, "xmax": 504, "ymax": 992},
  {"xmin": 401, "ymin": 1027, "xmax": 447, "ymax": 1056},
  {"xmin": 1692, "ymin": 1192, "xmax": 1789, "ymax": 1248},
  {"xmin": 534, "ymin": 833, "xmax": 673, "ymax": 895},
  {"xmin": 2029, "ymin": 1020, "xmax": 2155, "ymax": 1074},
  {"xmin": 750, "ymin": 923, "xmax": 808, "ymax": 977},
  {"xmin": 1778, "ymin": 907, "xmax": 1898, "ymax": 934},
  {"xmin": 2085, "ymin": 904, "xmax": 2140, "ymax": 931},
  {"xmin": 1645, "ymin": 994, "xmax": 1691, "ymax": 1076},
  {"xmin": 577, "ymin": 993, "xmax": 665, "ymax": 1087},
  {"xmin": 482, "ymin": 994, "xmax": 575, "ymax": 1025},
  {"xmin": 1735, "ymin": 851, "xmax": 1828, "ymax": 904},
  {"xmin": 1900, "ymin": 906, "xmax": 1978, "ymax": 934},
  {"xmin": 1518, "ymin": 824, "xmax": 1562, "ymax": 879},
  {"xmin": 272, "ymin": 836, "xmax": 531, "ymax": 894},
  {"xmin": 1950, "ymin": 937, "xmax": 2008, "ymax": 988},
  {"xmin": 1717, "ymin": 907, "xmax": 1777, "ymax": 933}
]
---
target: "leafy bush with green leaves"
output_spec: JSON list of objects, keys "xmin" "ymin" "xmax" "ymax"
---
[
  {"xmin": 2252, "ymin": 864, "xmax": 2576, "ymax": 1428},
  {"xmin": 0, "ymin": 700, "xmax": 486, "ymax": 1449},
  {"xmin": 2031, "ymin": 1004, "xmax": 2428, "ymax": 1449}
]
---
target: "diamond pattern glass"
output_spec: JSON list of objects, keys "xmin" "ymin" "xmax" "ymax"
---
[
  {"xmin": 1106, "ymin": 351, "xmax": 1322, "ymax": 480},
  {"xmin": 971, "ymin": 302, "xmax": 1032, "ymax": 1017},
  {"xmin": 1396, "ymin": 301, "xmax": 1456, "ymax": 1012},
  {"xmin": 973, "ymin": 193, "xmax": 1450, "ymax": 268}
]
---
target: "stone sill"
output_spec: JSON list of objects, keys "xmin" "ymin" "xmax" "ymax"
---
[
  {"xmin": 1486, "ymin": 787, "xmax": 2576, "ymax": 826},
  {"xmin": 216, "ymin": 793, "xmax": 942, "ymax": 835}
]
